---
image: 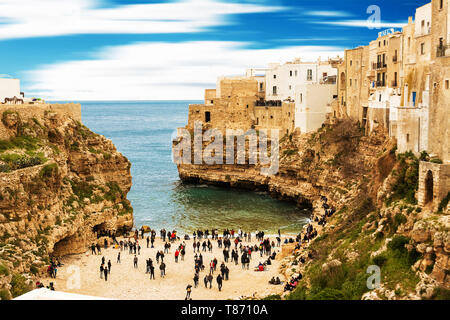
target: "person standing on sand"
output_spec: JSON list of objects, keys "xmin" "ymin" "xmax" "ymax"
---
[
  {"xmin": 216, "ymin": 274, "xmax": 223, "ymax": 291},
  {"xmin": 117, "ymin": 252, "xmax": 121, "ymax": 264},
  {"xmin": 100, "ymin": 264, "xmax": 104, "ymax": 279},
  {"xmin": 160, "ymin": 262, "xmax": 166, "ymax": 278},
  {"xmin": 133, "ymin": 255, "xmax": 138, "ymax": 268},
  {"xmin": 203, "ymin": 275, "xmax": 208, "ymax": 288},
  {"xmin": 108, "ymin": 260, "xmax": 112, "ymax": 273},
  {"xmin": 103, "ymin": 266, "xmax": 108, "ymax": 281},
  {"xmin": 146, "ymin": 236, "xmax": 150, "ymax": 248},
  {"xmin": 193, "ymin": 273, "xmax": 199, "ymax": 288},
  {"xmin": 207, "ymin": 273, "xmax": 213, "ymax": 289},
  {"xmin": 150, "ymin": 264, "xmax": 155, "ymax": 279},
  {"xmin": 175, "ymin": 249, "xmax": 179, "ymax": 263}
]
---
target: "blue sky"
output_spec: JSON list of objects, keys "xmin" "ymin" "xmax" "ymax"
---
[{"xmin": 0, "ymin": 0, "xmax": 428, "ymax": 100}]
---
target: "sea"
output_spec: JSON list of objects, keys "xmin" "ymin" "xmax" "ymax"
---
[{"xmin": 54, "ymin": 101, "xmax": 311, "ymax": 235}]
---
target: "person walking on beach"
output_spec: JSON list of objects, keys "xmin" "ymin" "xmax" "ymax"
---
[
  {"xmin": 185, "ymin": 285, "xmax": 192, "ymax": 300},
  {"xmin": 150, "ymin": 264, "xmax": 155, "ymax": 280},
  {"xmin": 175, "ymin": 249, "xmax": 179, "ymax": 263},
  {"xmin": 108, "ymin": 260, "xmax": 112, "ymax": 273},
  {"xmin": 103, "ymin": 266, "xmax": 108, "ymax": 281},
  {"xmin": 216, "ymin": 274, "xmax": 223, "ymax": 292},
  {"xmin": 100, "ymin": 264, "xmax": 104, "ymax": 279},
  {"xmin": 117, "ymin": 252, "xmax": 121, "ymax": 264},
  {"xmin": 193, "ymin": 273, "xmax": 199, "ymax": 288},
  {"xmin": 133, "ymin": 255, "xmax": 138, "ymax": 268},
  {"xmin": 160, "ymin": 262, "xmax": 166, "ymax": 278},
  {"xmin": 203, "ymin": 275, "xmax": 208, "ymax": 288},
  {"xmin": 207, "ymin": 273, "xmax": 213, "ymax": 289},
  {"xmin": 146, "ymin": 236, "xmax": 150, "ymax": 248}
]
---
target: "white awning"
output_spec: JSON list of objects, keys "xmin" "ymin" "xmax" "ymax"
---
[{"xmin": 14, "ymin": 288, "xmax": 111, "ymax": 300}]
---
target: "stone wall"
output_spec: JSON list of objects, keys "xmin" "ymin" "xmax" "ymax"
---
[{"xmin": 418, "ymin": 161, "xmax": 450, "ymax": 208}]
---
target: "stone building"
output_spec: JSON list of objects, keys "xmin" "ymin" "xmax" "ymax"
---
[{"xmin": 335, "ymin": 0, "xmax": 449, "ymax": 209}]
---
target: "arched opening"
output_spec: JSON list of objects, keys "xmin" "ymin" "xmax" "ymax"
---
[
  {"xmin": 425, "ymin": 170, "xmax": 434, "ymax": 204},
  {"xmin": 340, "ymin": 72, "xmax": 346, "ymax": 87}
]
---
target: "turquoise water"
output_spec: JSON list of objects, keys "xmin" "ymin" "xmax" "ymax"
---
[{"xmin": 66, "ymin": 101, "xmax": 310, "ymax": 234}]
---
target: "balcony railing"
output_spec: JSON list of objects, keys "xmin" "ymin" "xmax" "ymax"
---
[
  {"xmin": 437, "ymin": 45, "xmax": 449, "ymax": 57},
  {"xmin": 373, "ymin": 62, "xmax": 387, "ymax": 70}
]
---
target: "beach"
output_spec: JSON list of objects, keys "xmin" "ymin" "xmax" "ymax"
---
[{"xmin": 42, "ymin": 235, "xmax": 291, "ymax": 300}]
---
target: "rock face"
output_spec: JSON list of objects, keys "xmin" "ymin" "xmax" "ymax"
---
[{"xmin": 0, "ymin": 104, "xmax": 133, "ymax": 299}]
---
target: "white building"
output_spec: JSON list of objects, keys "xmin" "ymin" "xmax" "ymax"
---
[
  {"xmin": 294, "ymin": 83, "xmax": 337, "ymax": 133},
  {"xmin": 265, "ymin": 58, "xmax": 338, "ymax": 101},
  {"xmin": 0, "ymin": 78, "xmax": 21, "ymax": 103}
]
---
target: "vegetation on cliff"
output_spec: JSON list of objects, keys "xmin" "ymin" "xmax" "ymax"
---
[{"xmin": 0, "ymin": 107, "xmax": 133, "ymax": 299}]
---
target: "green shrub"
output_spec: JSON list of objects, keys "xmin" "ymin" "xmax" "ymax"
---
[
  {"xmin": 0, "ymin": 289, "xmax": 10, "ymax": 300},
  {"xmin": 387, "ymin": 153, "xmax": 419, "ymax": 205},
  {"xmin": 437, "ymin": 192, "xmax": 450, "ymax": 213},
  {"xmin": 40, "ymin": 163, "xmax": 58, "ymax": 179},
  {"xmin": 0, "ymin": 263, "xmax": 9, "ymax": 276},
  {"xmin": 10, "ymin": 274, "xmax": 32, "ymax": 298},
  {"xmin": 262, "ymin": 294, "xmax": 281, "ymax": 300},
  {"xmin": 388, "ymin": 235, "xmax": 410, "ymax": 252},
  {"xmin": 309, "ymin": 288, "xmax": 345, "ymax": 300},
  {"xmin": 372, "ymin": 254, "xmax": 388, "ymax": 267}
]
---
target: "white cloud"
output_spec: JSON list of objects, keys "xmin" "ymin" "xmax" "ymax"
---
[
  {"xmin": 314, "ymin": 19, "xmax": 406, "ymax": 29},
  {"xmin": 25, "ymin": 41, "xmax": 344, "ymax": 100},
  {"xmin": 306, "ymin": 10, "xmax": 352, "ymax": 18},
  {"xmin": 0, "ymin": 0, "xmax": 284, "ymax": 40}
]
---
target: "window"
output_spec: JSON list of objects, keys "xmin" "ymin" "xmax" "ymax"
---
[
  {"xmin": 256, "ymin": 118, "xmax": 259, "ymax": 125},
  {"xmin": 355, "ymin": 79, "xmax": 358, "ymax": 87},
  {"xmin": 408, "ymin": 37, "xmax": 411, "ymax": 48},
  {"xmin": 421, "ymin": 43, "xmax": 425, "ymax": 55},
  {"xmin": 205, "ymin": 111, "xmax": 211, "ymax": 123},
  {"xmin": 273, "ymin": 86, "xmax": 277, "ymax": 95},
  {"xmin": 273, "ymin": 75, "xmax": 276, "ymax": 79},
  {"xmin": 350, "ymin": 79, "xmax": 352, "ymax": 87},
  {"xmin": 383, "ymin": 40, "xmax": 386, "ymax": 46},
  {"xmin": 307, "ymin": 69, "xmax": 313, "ymax": 81},
  {"xmin": 300, "ymin": 93, "xmax": 303, "ymax": 103},
  {"xmin": 406, "ymin": 134, "xmax": 410, "ymax": 143},
  {"xmin": 446, "ymin": 80, "xmax": 449, "ymax": 90},
  {"xmin": 295, "ymin": 70, "xmax": 298, "ymax": 76},
  {"xmin": 289, "ymin": 85, "xmax": 292, "ymax": 90},
  {"xmin": 440, "ymin": 0, "xmax": 443, "ymax": 9},
  {"xmin": 350, "ymin": 60, "xmax": 352, "ymax": 66},
  {"xmin": 290, "ymin": 71, "xmax": 293, "ymax": 77},
  {"xmin": 259, "ymin": 83, "xmax": 263, "ymax": 91}
]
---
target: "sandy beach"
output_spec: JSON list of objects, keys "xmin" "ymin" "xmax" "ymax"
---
[{"xmin": 42, "ymin": 235, "xmax": 291, "ymax": 300}]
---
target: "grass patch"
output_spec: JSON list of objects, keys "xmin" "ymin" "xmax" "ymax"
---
[{"xmin": 10, "ymin": 274, "xmax": 32, "ymax": 298}]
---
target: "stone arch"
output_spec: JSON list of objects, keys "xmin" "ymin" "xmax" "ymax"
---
[{"xmin": 424, "ymin": 170, "xmax": 434, "ymax": 204}]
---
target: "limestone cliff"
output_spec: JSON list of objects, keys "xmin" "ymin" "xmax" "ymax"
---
[
  {"xmin": 176, "ymin": 119, "xmax": 449, "ymax": 300},
  {"xmin": 0, "ymin": 104, "xmax": 133, "ymax": 299}
]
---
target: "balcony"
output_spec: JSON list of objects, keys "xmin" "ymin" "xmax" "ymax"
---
[
  {"xmin": 437, "ymin": 45, "xmax": 449, "ymax": 57},
  {"xmin": 373, "ymin": 62, "xmax": 387, "ymax": 70},
  {"xmin": 255, "ymin": 100, "xmax": 282, "ymax": 107},
  {"xmin": 376, "ymin": 81, "xmax": 386, "ymax": 87}
]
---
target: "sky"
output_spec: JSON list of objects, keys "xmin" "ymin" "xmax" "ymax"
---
[{"xmin": 0, "ymin": 0, "xmax": 429, "ymax": 100}]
